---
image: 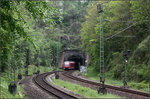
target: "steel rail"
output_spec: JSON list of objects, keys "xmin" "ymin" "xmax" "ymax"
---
[
  {"xmin": 33, "ymin": 71, "xmax": 79, "ymax": 99},
  {"xmin": 62, "ymin": 70, "xmax": 150, "ymax": 98}
]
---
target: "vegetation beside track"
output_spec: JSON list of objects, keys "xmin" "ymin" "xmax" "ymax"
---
[
  {"xmin": 1, "ymin": 77, "xmax": 24, "ymax": 98},
  {"xmin": 0, "ymin": 65, "xmax": 52, "ymax": 98},
  {"xmin": 1, "ymin": 0, "xmax": 150, "ymax": 98},
  {"xmin": 51, "ymin": 77, "xmax": 123, "ymax": 98},
  {"xmin": 82, "ymin": 67, "xmax": 149, "ymax": 92},
  {"xmin": 80, "ymin": 0, "xmax": 150, "ymax": 83}
]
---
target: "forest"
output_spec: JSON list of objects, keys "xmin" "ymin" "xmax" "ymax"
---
[
  {"xmin": 0, "ymin": 1, "xmax": 88, "ymax": 72},
  {"xmin": 0, "ymin": 0, "xmax": 150, "ymax": 98},
  {"xmin": 81, "ymin": 0, "xmax": 150, "ymax": 82}
]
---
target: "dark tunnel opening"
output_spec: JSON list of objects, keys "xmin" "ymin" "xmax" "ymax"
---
[{"xmin": 67, "ymin": 55, "xmax": 84, "ymax": 70}]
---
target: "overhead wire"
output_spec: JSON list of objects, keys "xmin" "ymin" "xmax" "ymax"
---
[
  {"xmin": 104, "ymin": 19, "xmax": 133, "ymax": 23},
  {"xmin": 105, "ymin": 22, "xmax": 138, "ymax": 40}
]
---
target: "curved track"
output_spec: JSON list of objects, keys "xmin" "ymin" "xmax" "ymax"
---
[
  {"xmin": 61, "ymin": 70, "xmax": 150, "ymax": 99},
  {"xmin": 33, "ymin": 72, "xmax": 79, "ymax": 99}
]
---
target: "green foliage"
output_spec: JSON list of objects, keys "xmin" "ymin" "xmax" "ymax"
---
[
  {"xmin": 1, "ymin": 0, "xmax": 149, "ymax": 94},
  {"xmin": 57, "ymin": 1, "xmax": 88, "ymax": 50},
  {"xmin": 1, "ymin": 79, "xmax": 24, "ymax": 98},
  {"xmin": 81, "ymin": 2, "xmax": 98, "ymax": 51},
  {"xmin": 127, "ymin": 36, "xmax": 150, "ymax": 82},
  {"xmin": 131, "ymin": 36, "xmax": 150, "ymax": 64},
  {"xmin": 0, "ymin": 1, "xmax": 89, "ymax": 73},
  {"xmin": 0, "ymin": 1, "xmax": 58, "ymax": 72},
  {"xmin": 129, "ymin": 81, "xmax": 149, "ymax": 91},
  {"xmin": 0, "ymin": 65, "xmax": 52, "ymax": 98},
  {"xmin": 80, "ymin": 2, "xmax": 100, "ymax": 71},
  {"xmin": 80, "ymin": 1, "xmax": 150, "ymax": 84},
  {"xmin": 83, "ymin": 68, "xmax": 149, "ymax": 92},
  {"xmin": 130, "ymin": 0, "xmax": 150, "ymax": 25}
]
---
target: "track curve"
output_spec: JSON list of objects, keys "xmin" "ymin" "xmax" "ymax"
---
[{"xmin": 33, "ymin": 71, "xmax": 80, "ymax": 99}]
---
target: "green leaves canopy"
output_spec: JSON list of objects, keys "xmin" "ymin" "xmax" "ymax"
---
[{"xmin": 0, "ymin": 1, "xmax": 57, "ymax": 72}]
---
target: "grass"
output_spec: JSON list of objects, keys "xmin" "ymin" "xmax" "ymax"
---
[
  {"xmin": 82, "ymin": 67, "xmax": 150, "ymax": 92},
  {"xmin": 51, "ymin": 77, "xmax": 123, "ymax": 98},
  {"xmin": 0, "ymin": 65, "xmax": 53, "ymax": 98},
  {"xmin": 1, "ymin": 73, "xmax": 24, "ymax": 98}
]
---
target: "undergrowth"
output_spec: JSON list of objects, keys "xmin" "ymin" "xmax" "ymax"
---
[
  {"xmin": 0, "ymin": 65, "xmax": 52, "ymax": 98},
  {"xmin": 82, "ymin": 67, "xmax": 149, "ymax": 92},
  {"xmin": 51, "ymin": 77, "xmax": 123, "ymax": 98}
]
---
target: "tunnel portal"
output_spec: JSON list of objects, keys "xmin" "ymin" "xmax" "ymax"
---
[
  {"xmin": 67, "ymin": 55, "xmax": 83, "ymax": 69},
  {"xmin": 59, "ymin": 50, "xmax": 87, "ymax": 70}
]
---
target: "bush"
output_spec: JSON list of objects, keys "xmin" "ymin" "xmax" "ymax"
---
[
  {"xmin": 129, "ymin": 64, "xmax": 149, "ymax": 82},
  {"xmin": 131, "ymin": 36, "xmax": 150, "ymax": 65},
  {"xmin": 108, "ymin": 52, "xmax": 124, "ymax": 79},
  {"xmin": 129, "ymin": 81, "xmax": 148, "ymax": 90}
]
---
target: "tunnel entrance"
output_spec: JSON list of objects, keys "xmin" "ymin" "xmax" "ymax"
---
[
  {"xmin": 67, "ymin": 55, "xmax": 83, "ymax": 70},
  {"xmin": 59, "ymin": 50, "xmax": 87, "ymax": 69}
]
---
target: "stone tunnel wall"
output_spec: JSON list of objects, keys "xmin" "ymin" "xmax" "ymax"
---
[{"xmin": 59, "ymin": 50, "xmax": 88, "ymax": 69}]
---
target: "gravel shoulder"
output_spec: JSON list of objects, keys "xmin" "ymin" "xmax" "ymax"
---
[{"xmin": 19, "ymin": 75, "xmax": 54, "ymax": 99}]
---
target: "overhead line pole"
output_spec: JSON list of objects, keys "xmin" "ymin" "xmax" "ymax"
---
[
  {"xmin": 149, "ymin": 7, "xmax": 150, "ymax": 96},
  {"xmin": 149, "ymin": 34, "xmax": 150, "ymax": 96},
  {"xmin": 97, "ymin": 3, "xmax": 107, "ymax": 94}
]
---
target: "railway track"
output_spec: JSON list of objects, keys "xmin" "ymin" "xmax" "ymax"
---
[
  {"xmin": 32, "ymin": 71, "xmax": 80, "ymax": 99},
  {"xmin": 60, "ymin": 70, "xmax": 150, "ymax": 99}
]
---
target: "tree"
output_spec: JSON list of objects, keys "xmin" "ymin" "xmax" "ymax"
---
[{"xmin": 0, "ymin": 1, "xmax": 57, "ymax": 72}]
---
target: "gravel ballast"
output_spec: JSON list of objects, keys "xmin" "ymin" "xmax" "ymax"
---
[{"xmin": 19, "ymin": 75, "xmax": 54, "ymax": 99}]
